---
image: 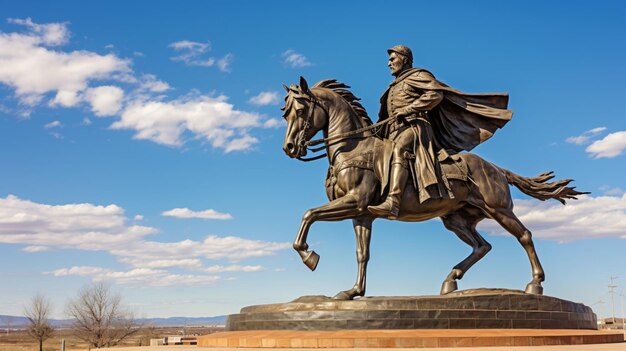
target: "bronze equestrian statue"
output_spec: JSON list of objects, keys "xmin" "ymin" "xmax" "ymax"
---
[{"xmin": 281, "ymin": 45, "xmax": 586, "ymax": 300}]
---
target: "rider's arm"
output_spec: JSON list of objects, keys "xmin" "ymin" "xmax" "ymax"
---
[{"xmin": 398, "ymin": 71, "xmax": 443, "ymax": 116}]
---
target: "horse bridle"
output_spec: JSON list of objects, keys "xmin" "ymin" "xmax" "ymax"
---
[
  {"xmin": 295, "ymin": 95, "xmax": 328, "ymax": 162},
  {"xmin": 293, "ymin": 93, "xmax": 393, "ymax": 162}
]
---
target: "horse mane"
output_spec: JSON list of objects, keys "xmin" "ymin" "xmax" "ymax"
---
[{"xmin": 313, "ymin": 79, "xmax": 373, "ymax": 126}]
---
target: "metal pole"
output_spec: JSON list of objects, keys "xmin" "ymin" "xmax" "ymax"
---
[
  {"xmin": 608, "ymin": 276, "xmax": 618, "ymax": 326},
  {"xmin": 619, "ymin": 289, "xmax": 626, "ymax": 330}
]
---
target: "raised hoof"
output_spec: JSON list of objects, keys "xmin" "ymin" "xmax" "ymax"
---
[
  {"xmin": 525, "ymin": 283, "xmax": 543, "ymax": 295},
  {"xmin": 440, "ymin": 280, "xmax": 458, "ymax": 295},
  {"xmin": 303, "ymin": 250, "xmax": 320, "ymax": 271}
]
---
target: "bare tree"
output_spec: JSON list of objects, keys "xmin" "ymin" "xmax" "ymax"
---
[
  {"xmin": 66, "ymin": 282, "xmax": 140, "ymax": 348},
  {"xmin": 23, "ymin": 293, "xmax": 54, "ymax": 351}
]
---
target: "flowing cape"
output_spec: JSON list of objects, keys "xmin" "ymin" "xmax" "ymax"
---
[{"xmin": 379, "ymin": 68, "xmax": 513, "ymax": 152}]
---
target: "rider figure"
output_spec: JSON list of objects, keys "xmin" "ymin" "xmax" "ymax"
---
[
  {"xmin": 369, "ymin": 45, "xmax": 449, "ymax": 218},
  {"xmin": 369, "ymin": 45, "xmax": 513, "ymax": 219}
]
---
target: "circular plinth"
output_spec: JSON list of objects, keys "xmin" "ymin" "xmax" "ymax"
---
[{"xmin": 226, "ymin": 289, "xmax": 596, "ymax": 331}]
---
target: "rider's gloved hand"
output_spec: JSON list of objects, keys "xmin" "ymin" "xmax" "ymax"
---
[{"xmin": 393, "ymin": 107, "xmax": 410, "ymax": 122}]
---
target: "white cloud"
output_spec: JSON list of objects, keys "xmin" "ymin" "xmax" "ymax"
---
[
  {"xmin": 169, "ymin": 40, "xmax": 232, "ymax": 72},
  {"xmin": 170, "ymin": 40, "xmax": 210, "ymax": 52},
  {"xmin": 124, "ymin": 258, "xmax": 203, "ymax": 269},
  {"xmin": 48, "ymin": 265, "xmax": 221, "ymax": 286},
  {"xmin": 85, "ymin": 86, "xmax": 124, "ymax": 117},
  {"xmin": 0, "ymin": 195, "xmax": 156, "ymax": 251},
  {"xmin": 263, "ymin": 118, "xmax": 283, "ymax": 128},
  {"xmin": 22, "ymin": 245, "xmax": 49, "ymax": 252},
  {"xmin": 44, "ymin": 120, "xmax": 61, "ymax": 129},
  {"xmin": 566, "ymin": 127, "xmax": 606, "ymax": 145},
  {"xmin": 117, "ymin": 258, "xmax": 262, "ymax": 274},
  {"xmin": 138, "ymin": 74, "xmax": 170, "ymax": 93},
  {"xmin": 0, "ymin": 19, "xmax": 268, "ymax": 153},
  {"xmin": 477, "ymin": 194, "xmax": 626, "ymax": 242},
  {"xmin": 81, "ymin": 117, "xmax": 92, "ymax": 126},
  {"xmin": 51, "ymin": 90, "xmax": 81, "ymax": 107},
  {"xmin": 202, "ymin": 265, "xmax": 263, "ymax": 273},
  {"xmin": 0, "ymin": 195, "xmax": 290, "ymax": 286},
  {"xmin": 586, "ymin": 131, "xmax": 626, "ymax": 158},
  {"xmin": 50, "ymin": 132, "xmax": 63, "ymax": 139},
  {"xmin": 224, "ymin": 135, "xmax": 258, "ymax": 153},
  {"xmin": 0, "ymin": 18, "xmax": 131, "ymax": 110},
  {"xmin": 50, "ymin": 266, "xmax": 107, "ymax": 276},
  {"xmin": 605, "ymin": 188, "xmax": 625, "ymax": 196},
  {"xmin": 8, "ymin": 18, "xmax": 69, "ymax": 46},
  {"xmin": 217, "ymin": 54, "xmax": 233, "ymax": 72},
  {"xmin": 162, "ymin": 207, "xmax": 233, "ymax": 220},
  {"xmin": 112, "ymin": 94, "xmax": 264, "ymax": 151},
  {"xmin": 109, "ymin": 234, "xmax": 289, "ymax": 262},
  {"xmin": 248, "ymin": 91, "xmax": 279, "ymax": 106},
  {"xmin": 282, "ymin": 49, "xmax": 312, "ymax": 68},
  {"xmin": 48, "ymin": 266, "xmax": 236, "ymax": 286},
  {"xmin": 133, "ymin": 214, "xmax": 144, "ymax": 221}
]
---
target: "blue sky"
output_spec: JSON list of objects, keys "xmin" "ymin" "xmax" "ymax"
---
[{"xmin": 0, "ymin": 1, "xmax": 625, "ymax": 319}]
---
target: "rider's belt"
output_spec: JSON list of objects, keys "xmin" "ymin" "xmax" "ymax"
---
[{"xmin": 405, "ymin": 110, "xmax": 429, "ymax": 123}]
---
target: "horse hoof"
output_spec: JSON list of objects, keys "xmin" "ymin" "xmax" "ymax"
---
[
  {"xmin": 525, "ymin": 283, "xmax": 543, "ymax": 295},
  {"xmin": 303, "ymin": 250, "xmax": 320, "ymax": 271},
  {"xmin": 440, "ymin": 280, "xmax": 458, "ymax": 295},
  {"xmin": 332, "ymin": 291, "xmax": 354, "ymax": 300}
]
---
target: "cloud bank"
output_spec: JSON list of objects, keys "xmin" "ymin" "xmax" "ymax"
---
[
  {"xmin": 0, "ymin": 195, "xmax": 289, "ymax": 286},
  {"xmin": 0, "ymin": 18, "xmax": 274, "ymax": 152},
  {"xmin": 478, "ymin": 194, "xmax": 626, "ymax": 242},
  {"xmin": 162, "ymin": 207, "xmax": 233, "ymax": 220},
  {"xmin": 566, "ymin": 127, "xmax": 626, "ymax": 159}
]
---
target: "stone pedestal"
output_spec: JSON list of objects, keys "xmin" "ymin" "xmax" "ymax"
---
[
  {"xmin": 226, "ymin": 289, "xmax": 597, "ymax": 331},
  {"xmin": 197, "ymin": 329, "xmax": 624, "ymax": 348}
]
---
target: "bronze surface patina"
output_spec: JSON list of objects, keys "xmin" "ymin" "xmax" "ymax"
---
[{"xmin": 281, "ymin": 45, "xmax": 587, "ymax": 301}]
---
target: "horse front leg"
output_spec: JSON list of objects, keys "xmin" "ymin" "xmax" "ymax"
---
[
  {"xmin": 333, "ymin": 217, "xmax": 373, "ymax": 300},
  {"xmin": 293, "ymin": 194, "xmax": 360, "ymax": 271}
]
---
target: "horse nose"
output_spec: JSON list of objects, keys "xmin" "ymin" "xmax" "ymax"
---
[{"xmin": 284, "ymin": 142, "xmax": 295, "ymax": 155}]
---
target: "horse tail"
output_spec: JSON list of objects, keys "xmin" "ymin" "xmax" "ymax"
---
[{"xmin": 496, "ymin": 167, "xmax": 589, "ymax": 205}]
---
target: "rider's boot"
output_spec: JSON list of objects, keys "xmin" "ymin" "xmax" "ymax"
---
[{"xmin": 368, "ymin": 161, "xmax": 408, "ymax": 219}]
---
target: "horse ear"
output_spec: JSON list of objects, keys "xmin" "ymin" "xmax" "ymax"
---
[
  {"xmin": 282, "ymin": 84, "xmax": 290, "ymax": 93},
  {"xmin": 299, "ymin": 76, "xmax": 312, "ymax": 96}
]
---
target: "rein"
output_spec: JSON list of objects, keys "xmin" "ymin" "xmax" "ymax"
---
[{"xmin": 296, "ymin": 97, "xmax": 392, "ymax": 162}]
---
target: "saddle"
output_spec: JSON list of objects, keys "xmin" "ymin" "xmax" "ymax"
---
[
  {"xmin": 324, "ymin": 138, "xmax": 469, "ymax": 201},
  {"xmin": 376, "ymin": 139, "xmax": 469, "ymax": 198}
]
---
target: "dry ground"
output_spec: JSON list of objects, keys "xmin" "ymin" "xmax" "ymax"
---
[{"xmin": 0, "ymin": 326, "xmax": 221, "ymax": 351}]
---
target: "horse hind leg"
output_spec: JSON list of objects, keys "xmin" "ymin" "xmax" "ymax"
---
[
  {"xmin": 487, "ymin": 207, "xmax": 545, "ymax": 295},
  {"xmin": 440, "ymin": 209, "xmax": 492, "ymax": 294}
]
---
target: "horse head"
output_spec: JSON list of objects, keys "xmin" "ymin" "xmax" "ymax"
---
[{"xmin": 281, "ymin": 76, "xmax": 328, "ymax": 159}]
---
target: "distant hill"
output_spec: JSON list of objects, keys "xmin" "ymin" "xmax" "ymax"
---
[
  {"xmin": 0, "ymin": 315, "xmax": 227, "ymax": 328},
  {"xmin": 137, "ymin": 316, "xmax": 227, "ymax": 326}
]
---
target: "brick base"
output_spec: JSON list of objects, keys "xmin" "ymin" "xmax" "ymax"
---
[{"xmin": 197, "ymin": 329, "xmax": 624, "ymax": 348}]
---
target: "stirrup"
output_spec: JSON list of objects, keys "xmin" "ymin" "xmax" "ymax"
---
[{"xmin": 368, "ymin": 199, "xmax": 400, "ymax": 218}]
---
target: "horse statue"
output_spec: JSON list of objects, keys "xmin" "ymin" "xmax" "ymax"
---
[{"xmin": 281, "ymin": 76, "xmax": 586, "ymax": 300}]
